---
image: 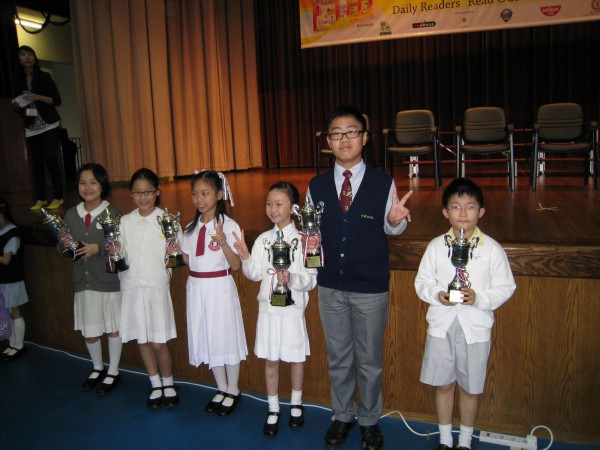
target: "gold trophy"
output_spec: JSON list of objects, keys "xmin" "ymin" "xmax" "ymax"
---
[
  {"xmin": 293, "ymin": 197, "xmax": 324, "ymax": 268},
  {"xmin": 156, "ymin": 208, "xmax": 185, "ymax": 268},
  {"xmin": 445, "ymin": 228, "xmax": 477, "ymax": 303},
  {"xmin": 98, "ymin": 209, "xmax": 129, "ymax": 273},
  {"xmin": 264, "ymin": 231, "xmax": 299, "ymax": 307},
  {"xmin": 40, "ymin": 207, "xmax": 84, "ymax": 261}
]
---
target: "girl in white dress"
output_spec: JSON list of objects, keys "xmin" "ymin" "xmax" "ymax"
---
[
  {"xmin": 178, "ymin": 170, "xmax": 247, "ymax": 417},
  {"xmin": 118, "ymin": 168, "xmax": 179, "ymax": 409},
  {"xmin": 233, "ymin": 182, "xmax": 316, "ymax": 435}
]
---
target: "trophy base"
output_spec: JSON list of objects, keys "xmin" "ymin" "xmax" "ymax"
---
[
  {"xmin": 166, "ymin": 254, "xmax": 185, "ymax": 269},
  {"xmin": 106, "ymin": 258, "xmax": 129, "ymax": 273},
  {"xmin": 271, "ymin": 291, "xmax": 295, "ymax": 307},
  {"xmin": 305, "ymin": 254, "xmax": 322, "ymax": 268},
  {"xmin": 448, "ymin": 289, "xmax": 464, "ymax": 303}
]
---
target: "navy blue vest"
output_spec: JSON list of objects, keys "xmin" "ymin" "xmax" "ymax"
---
[
  {"xmin": 309, "ymin": 167, "xmax": 392, "ymax": 293},
  {"xmin": 0, "ymin": 227, "xmax": 25, "ymax": 283}
]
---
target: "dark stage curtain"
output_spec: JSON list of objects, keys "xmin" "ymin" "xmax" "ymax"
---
[
  {"xmin": 0, "ymin": 1, "xmax": 18, "ymax": 98},
  {"xmin": 254, "ymin": 1, "xmax": 600, "ymax": 169}
]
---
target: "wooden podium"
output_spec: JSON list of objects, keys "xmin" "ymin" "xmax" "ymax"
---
[{"xmin": 0, "ymin": 98, "xmax": 32, "ymax": 206}]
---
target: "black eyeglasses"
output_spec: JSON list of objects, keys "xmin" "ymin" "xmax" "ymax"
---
[
  {"xmin": 328, "ymin": 130, "xmax": 365, "ymax": 140},
  {"xmin": 131, "ymin": 190, "xmax": 157, "ymax": 198}
]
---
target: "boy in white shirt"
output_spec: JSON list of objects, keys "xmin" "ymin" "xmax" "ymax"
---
[{"xmin": 415, "ymin": 178, "xmax": 516, "ymax": 450}]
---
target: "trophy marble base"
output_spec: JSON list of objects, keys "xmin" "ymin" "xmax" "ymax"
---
[
  {"xmin": 106, "ymin": 258, "xmax": 129, "ymax": 273},
  {"xmin": 305, "ymin": 254, "xmax": 322, "ymax": 268},
  {"xmin": 271, "ymin": 291, "xmax": 295, "ymax": 307},
  {"xmin": 448, "ymin": 289, "xmax": 464, "ymax": 303},
  {"xmin": 166, "ymin": 253, "xmax": 185, "ymax": 269}
]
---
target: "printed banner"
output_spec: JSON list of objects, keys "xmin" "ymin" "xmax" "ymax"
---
[{"xmin": 300, "ymin": 0, "xmax": 600, "ymax": 48}]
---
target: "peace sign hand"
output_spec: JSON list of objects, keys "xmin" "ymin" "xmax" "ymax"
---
[
  {"xmin": 387, "ymin": 189, "xmax": 413, "ymax": 227},
  {"xmin": 232, "ymin": 229, "xmax": 250, "ymax": 260},
  {"xmin": 212, "ymin": 220, "xmax": 228, "ymax": 247}
]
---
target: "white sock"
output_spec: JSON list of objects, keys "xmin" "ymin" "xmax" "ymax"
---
[
  {"xmin": 439, "ymin": 423, "xmax": 454, "ymax": 447},
  {"xmin": 291, "ymin": 389, "xmax": 303, "ymax": 417},
  {"xmin": 162, "ymin": 376, "xmax": 176, "ymax": 397},
  {"xmin": 8, "ymin": 327, "xmax": 16, "ymax": 348},
  {"xmin": 458, "ymin": 424, "xmax": 473, "ymax": 449},
  {"xmin": 85, "ymin": 340, "xmax": 104, "ymax": 371},
  {"xmin": 267, "ymin": 395, "xmax": 279, "ymax": 424},
  {"xmin": 12, "ymin": 318, "xmax": 25, "ymax": 349},
  {"xmin": 107, "ymin": 336, "xmax": 122, "ymax": 376},
  {"xmin": 211, "ymin": 366, "xmax": 227, "ymax": 402},
  {"xmin": 222, "ymin": 364, "xmax": 240, "ymax": 406},
  {"xmin": 149, "ymin": 374, "xmax": 162, "ymax": 399}
]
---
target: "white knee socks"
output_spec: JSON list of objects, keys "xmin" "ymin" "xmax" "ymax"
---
[
  {"xmin": 12, "ymin": 317, "xmax": 25, "ymax": 349},
  {"xmin": 85, "ymin": 340, "xmax": 104, "ymax": 371},
  {"xmin": 107, "ymin": 336, "xmax": 122, "ymax": 376}
]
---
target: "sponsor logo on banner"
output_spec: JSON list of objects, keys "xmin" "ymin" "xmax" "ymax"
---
[
  {"xmin": 413, "ymin": 21, "xmax": 436, "ymax": 29},
  {"xmin": 592, "ymin": 0, "xmax": 600, "ymax": 11},
  {"xmin": 541, "ymin": 5, "xmax": 562, "ymax": 16},
  {"xmin": 500, "ymin": 9, "xmax": 513, "ymax": 23}
]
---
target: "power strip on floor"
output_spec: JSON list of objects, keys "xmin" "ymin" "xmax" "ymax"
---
[{"xmin": 479, "ymin": 430, "xmax": 537, "ymax": 449}]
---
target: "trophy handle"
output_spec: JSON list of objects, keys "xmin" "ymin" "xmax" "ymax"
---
[{"xmin": 290, "ymin": 238, "xmax": 299, "ymax": 262}]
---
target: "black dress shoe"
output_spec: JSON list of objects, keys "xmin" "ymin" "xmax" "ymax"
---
[
  {"xmin": 204, "ymin": 390, "xmax": 225, "ymax": 413},
  {"xmin": 360, "ymin": 424, "xmax": 383, "ymax": 450},
  {"xmin": 455, "ymin": 447, "xmax": 470, "ymax": 450},
  {"xmin": 163, "ymin": 386, "xmax": 180, "ymax": 408},
  {"xmin": 325, "ymin": 419, "xmax": 356, "ymax": 449},
  {"xmin": 96, "ymin": 373, "xmax": 121, "ymax": 396},
  {"xmin": 435, "ymin": 445, "xmax": 454, "ymax": 450},
  {"xmin": 81, "ymin": 368, "xmax": 107, "ymax": 391},
  {"xmin": 216, "ymin": 392, "xmax": 241, "ymax": 417},
  {"xmin": 289, "ymin": 404, "xmax": 305, "ymax": 428},
  {"xmin": 1, "ymin": 346, "xmax": 26, "ymax": 361},
  {"xmin": 147, "ymin": 387, "xmax": 163, "ymax": 409},
  {"xmin": 263, "ymin": 411, "xmax": 280, "ymax": 436}
]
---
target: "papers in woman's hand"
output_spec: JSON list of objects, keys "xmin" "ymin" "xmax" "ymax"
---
[{"xmin": 13, "ymin": 93, "xmax": 32, "ymax": 108}]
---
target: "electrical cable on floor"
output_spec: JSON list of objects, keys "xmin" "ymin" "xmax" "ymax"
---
[{"xmin": 23, "ymin": 341, "xmax": 557, "ymax": 447}]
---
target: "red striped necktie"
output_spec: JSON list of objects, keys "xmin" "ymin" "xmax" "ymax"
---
[{"xmin": 340, "ymin": 170, "xmax": 352, "ymax": 213}]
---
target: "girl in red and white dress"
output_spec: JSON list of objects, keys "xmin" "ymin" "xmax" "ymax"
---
[{"xmin": 178, "ymin": 170, "xmax": 247, "ymax": 417}]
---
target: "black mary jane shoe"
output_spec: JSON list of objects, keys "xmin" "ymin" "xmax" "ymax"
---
[
  {"xmin": 435, "ymin": 445, "xmax": 454, "ymax": 450},
  {"xmin": 289, "ymin": 404, "xmax": 305, "ymax": 428},
  {"xmin": 204, "ymin": 390, "xmax": 225, "ymax": 414},
  {"xmin": 163, "ymin": 386, "xmax": 180, "ymax": 408},
  {"xmin": 147, "ymin": 387, "xmax": 163, "ymax": 409},
  {"xmin": 96, "ymin": 373, "xmax": 122, "ymax": 396},
  {"xmin": 263, "ymin": 411, "xmax": 280, "ymax": 436},
  {"xmin": 81, "ymin": 368, "xmax": 107, "ymax": 391},
  {"xmin": 215, "ymin": 392, "xmax": 241, "ymax": 417},
  {"xmin": 2, "ymin": 346, "xmax": 26, "ymax": 361}
]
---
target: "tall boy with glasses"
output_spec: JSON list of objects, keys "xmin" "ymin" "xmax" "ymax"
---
[
  {"xmin": 306, "ymin": 105, "xmax": 413, "ymax": 450},
  {"xmin": 415, "ymin": 178, "xmax": 516, "ymax": 450}
]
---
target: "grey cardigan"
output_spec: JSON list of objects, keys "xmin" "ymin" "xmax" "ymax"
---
[{"xmin": 57, "ymin": 203, "xmax": 121, "ymax": 293}]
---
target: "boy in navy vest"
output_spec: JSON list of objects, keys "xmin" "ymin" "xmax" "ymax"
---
[{"xmin": 307, "ymin": 105, "xmax": 412, "ymax": 450}]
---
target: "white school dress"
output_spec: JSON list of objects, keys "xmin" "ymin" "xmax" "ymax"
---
[
  {"xmin": 180, "ymin": 215, "xmax": 248, "ymax": 368},
  {"xmin": 118, "ymin": 208, "xmax": 177, "ymax": 344},
  {"xmin": 241, "ymin": 222, "xmax": 316, "ymax": 363}
]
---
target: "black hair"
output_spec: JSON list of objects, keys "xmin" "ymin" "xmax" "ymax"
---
[
  {"xmin": 442, "ymin": 178, "xmax": 484, "ymax": 208},
  {"xmin": 268, "ymin": 181, "xmax": 299, "ymax": 206},
  {"xmin": 325, "ymin": 105, "xmax": 367, "ymax": 132},
  {"xmin": 16, "ymin": 45, "xmax": 42, "ymax": 80},
  {"xmin": 184, "ymin": 170, "xmax": 231, "ymax": 235},
  {"xmin": 0, "ymin": 197, "xmax": 16, "ymax": 226},
  {"xmin": 77, "ymin": 163, "xmax": 112, "ymax": 200},
  {"xmin": 129, "ymin": 168, "xmax": 160, "ymax": 206}
]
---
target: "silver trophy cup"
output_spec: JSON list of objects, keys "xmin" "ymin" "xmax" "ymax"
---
[
  {"xmin": 293, "ymin": 197, "xmax": 324, "ymax": 268},
  {"xmin": 98, "ymin": 209, "xmax": 129, "ymax": 273},
  {"xmin": 157, "ymin": 208, "xmax": 185, "ymax": 268},
  {"xmin": 264, "ymin": 230, "xmax": 299, "ymax": 307},
  {"xmin": 40, "ymin": 207, "xmax": 84, "ymax": 261},
  {"xmin": 445, "ymin": 227, "xmax": 474, "ymax": 303}
]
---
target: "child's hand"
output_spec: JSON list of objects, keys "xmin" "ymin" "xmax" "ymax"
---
[
  {"xmin": 460, "ymin": 287, "xmax": 476, "ymax": 305},
  {"xmin": 232, "ymin": 230, "xmax": 250, "ymax": 260},
  {"xmin": 276, "ymin": 269, "xmax": 290, "ymax": 284},
  {"xmin": 212, "ymin": 220, "xmax": 228, "ymax": 247},
  {"xmin": 166, "ymin": 241, "xmax": 180, "ymax": 255},
  {"xmin": 438, "ymin": 291, "xmax": 456, "ymax": 306},
  {"xmin": 387, "ymin": 188, "xmax": 413, "ymax": 226},
  {"xmin": 60, "ymin": 236, "xmax": 72, "ymax": 249},
  {"xmin": 75, "ymin": 242, "xmax": 99, "ymax": 261},
  {"xmin": 305, "ymin": 235, "xmax": 320, "ymax": 252}
]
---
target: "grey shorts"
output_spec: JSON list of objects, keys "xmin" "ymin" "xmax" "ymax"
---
[{"xmin": 420, "ymin": 317, "xmax": 491, "ymax": 394}]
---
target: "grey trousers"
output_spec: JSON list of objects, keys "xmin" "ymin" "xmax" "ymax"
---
[{"xmin": 318, "ymin": 286, "xmax": 388, "ymax": 426}]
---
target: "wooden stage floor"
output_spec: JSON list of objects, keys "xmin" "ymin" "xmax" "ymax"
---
[{"xmin": 14, "ymin": 166, "xmax": 599, "ymax": 249}]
